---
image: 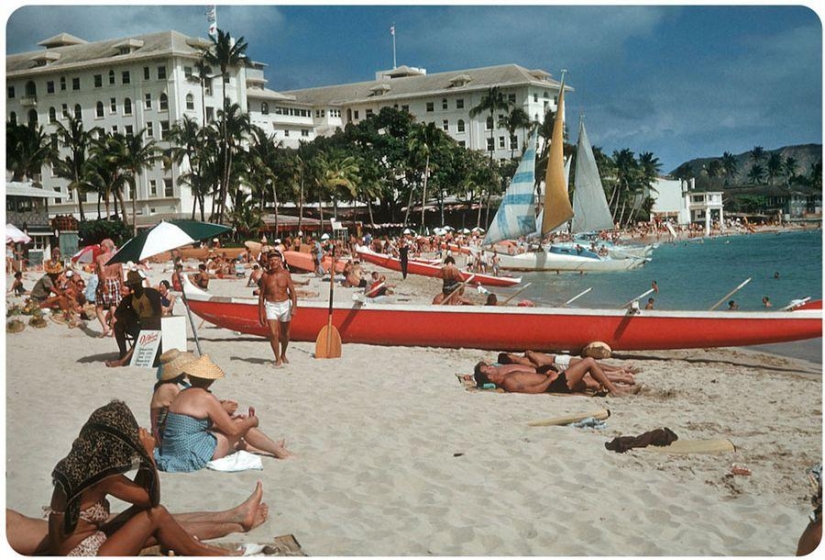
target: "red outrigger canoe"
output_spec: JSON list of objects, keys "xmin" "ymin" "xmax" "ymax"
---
[
  {"xmin": 182, "ymin": 277, "xmax": 822, "ymax": 353},
  {"xmin": 356, "ymin": 247, "xmax": 521, "ymax": 288}
]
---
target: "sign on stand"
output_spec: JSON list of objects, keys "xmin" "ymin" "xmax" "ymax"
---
[{"xmin": 130, "ymin": 330, "xmax": 162, "ymax": 368}]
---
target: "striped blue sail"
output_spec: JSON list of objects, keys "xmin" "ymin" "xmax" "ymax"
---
[{"xmin": 482, "ymin": 130, "xmax": 538, "ymax": 246}]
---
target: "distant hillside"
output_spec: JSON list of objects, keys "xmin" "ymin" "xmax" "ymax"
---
[{"xmin": 669, "ymin": 144, "xmax": 822, "ymax": 183}]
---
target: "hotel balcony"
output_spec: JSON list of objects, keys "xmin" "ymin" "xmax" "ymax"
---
[{"xmin": 20, "ymin": 96, "xmax": 37, "ymax": 107}]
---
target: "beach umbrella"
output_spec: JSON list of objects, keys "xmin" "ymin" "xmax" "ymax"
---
[
  {"xmin": 71, "ymin": 244, "xmax": 102, "ymax": 264},
  {"xmin": 106, "ymin": 220, "xmax": 232, "ymax": 265},
  {"xmin": 5, "ymin": 223, "xmax": 31, "ymax": 244},
  {"xmin": 106, "ymin": 220, "xmax": 232, "ymax": 355}
]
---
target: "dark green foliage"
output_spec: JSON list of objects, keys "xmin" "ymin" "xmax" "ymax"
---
[{"xmin": 77, "ymin": 218, "xmax": 131, "ymax": 247}]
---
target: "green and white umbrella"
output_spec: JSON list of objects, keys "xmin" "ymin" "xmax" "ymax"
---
[
  {"xmin": 106, "ymin": 220, "xmax": 232, "ymax": 355},
  {"xmin": 106, "ymin": 220, "xmax": 232, "ymax": 265}
]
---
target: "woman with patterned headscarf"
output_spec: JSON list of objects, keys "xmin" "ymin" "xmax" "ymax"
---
[{"xmin": 45, "ymin": 400, "xmax": 243, "ymax": 556}]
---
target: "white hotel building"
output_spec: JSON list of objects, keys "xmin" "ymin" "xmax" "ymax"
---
[{"xmin": 6, "ymin": 29, "xmax": 565, "ymax": 225}]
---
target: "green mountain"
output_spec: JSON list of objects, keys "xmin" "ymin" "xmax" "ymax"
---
[{"xmin": 670, "ymin": 144, "xmax": 822, "ymax": 184}]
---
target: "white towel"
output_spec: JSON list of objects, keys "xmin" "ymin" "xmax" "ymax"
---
[{"xmin": 206, "ymin": 450, "xmax": 263, "ymax": 472}]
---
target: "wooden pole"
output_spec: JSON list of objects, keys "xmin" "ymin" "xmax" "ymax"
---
[
  {"xmin": 708, "ymin": 278, "xmax": 751, "ymax": 311},
  {"xmin": 562, "ymin": 287, "xmax": 592, "ymax": 307}
]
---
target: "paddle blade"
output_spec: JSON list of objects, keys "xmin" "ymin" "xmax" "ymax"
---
[{"xmin": 315, "ymin": 325, "xmax": 342, "ymax": 359}]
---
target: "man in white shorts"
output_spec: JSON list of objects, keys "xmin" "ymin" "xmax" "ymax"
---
[{"xmin": 258, "ymin": 251, "xmax": 297, "ymax": 367}]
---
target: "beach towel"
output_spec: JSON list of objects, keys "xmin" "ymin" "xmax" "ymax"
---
[
  {"xmin": 641, "ymin": 438, "xmax": 736, "ymax": 455},
  {"xmin": 206, "ymin": 450, "xmax": 264, "ymax": 472},
  {"xmin": 605, "ymin": 427, "xmax": 679, "ymax": 453},
  {"xmin": 139, "ymin": 534, "xmax": 305, "ymax": 556},
  {"xmin": 455, "ymin": 373, "xmax": 606, "ymax": 397}
]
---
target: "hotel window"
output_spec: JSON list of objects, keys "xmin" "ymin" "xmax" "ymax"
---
[
  {"xmin": 149, "ymin": 180, "xmax": 158, "ymax": 197},
  {"xmin": 510, "ymin": 135, "xmax": 518, "ymax": 150},
  {"xmin": 261, "ymin": 102, "xmax": 269, "ymax": 115},
  {"xmin": 442, "ymin": 98, "xmax": 448, "ymax": 110},
  {"xmin": 184, "ymin": 66, "xmax": 193, "ymax": 78},
  {"xmin": 205, "ymin": 80, "xmax": 213, "ymax": 96},
  {"xmin": 366, "ymin": 109, "xmax": 374, "ymax": 118},
  {"xmin": 144, "ymin": 93, "xmax": 152, "ymax": 110},
  {"xmin": 159, "ymin": 93, "xmax": 168, "ymax": 111},
  {"xmin": 498, "ymin": 136, "xmax": 505, "ymax": 149},
  {"xmin": 143, "ymin": 67, "xmax": 150, "ymax": 80},
  {"xmin": 109, "ymin": 70, "xmax": 115, "ymax": 85},
  {"xmin": 534, "ymin": 94, "xmax": 538, "ymax": 102},
  {"xmin": 110, "ymin": 98, "xmax": 117, "ymax": 113},
  {"xmin": 72, "ymin": 77, "xmax": 80, "ymax": 91},
  {"xmin": 157, "ymin": 66, "xmax": 166, "ymax": 80},
  {"xmin": 94, "ymin": 74, "xmax": 102, "ymax": 88},
  {"xmin": 95, "ymin": 102, "xmax": 104, "ymax": 118},
  {"xmin": 426, "ymin": 102, "xmax": 434, "ymax": 112},
  {"xmin": 458, "ymin": 140, "xmax": 465, "ymax": 148},
  {"xmin": 206, "ymin": 107, "xmax": 214, "ymax": 122},
  {"xmin": 74, "ymin": 104, "xmax": 82, "ymax": 119},
  {"xmin": 401, "ymin": 105, "xmax": 409, "ymax": 112},
  {"xmin": 62, "ymin": 104, "xmax": 69, "ymax": 118},
  {"xmin": 125, "ymin": 125, "xmax": 134, "ymax": 136},
  {"xmin": 49, "ymin": 107, "xmax": 57, "ymax": 123},
  {"xmin": 160, "ymin": 120, "xmax": 169, "ymax": 139},
  {"xmin": 112, "ymin": 125, "xmax": 118, "ymax": 133},
  {"xmin": 47, "ymin": 81, "xmax": 55, "ymax": 94},
  {"xmin": 353, "ymin": 110, "xmax": 359, "ymax": 120},
  {"xmin": 124, "ymin": 98, "xmax": 132, "ymax": 115},
  {"xmin": 186, "ymin": 94, "xmax": 195, "ymax": 111},
  {"xmin": 164, "ymin": 179, "xmax": 173, "ymax": 197},
  {"xmin": 487, "ymin": 138, "xmax": 494, "ymax": 151},
  {"xmin": 456, "ymin": 99, "xmax": 464, "ymax": 109},
  {"xmin": 54, "ymin": 187, "xmax": 62, "ymax": 204},
  {"xmin": 146, "ymin": 122, "xmax": 154, "ymax": 137},
  {"xmin": 9, "ymin": 112, "xmax": 17, "ymax": 125},
  {"xmin": 457, "ymin": 119, "xmax": 465, "ymax": 133},
  {"xmin": 301, "ymin": 129, "xmax": 310, "ymax": 137},
  {"xmin": 122, "ymin": 71, "xmax": 130, "ymax": 85},
  {"xmin": 284, "ymin": 130, "xmax": 290, "ymax": 137},
  {"xmin": 486, "ymin": 116, "xmax": 493, "ymax": 130},
  {"xmin": 508, "ymin": 93, "xmax": 516, "ymax": 104},
  {"xmin": 7, "ymin": 86, "xmax": 14, "ymax": 99},
  {"xmin": 60, "ymin": 77, "xmax": 66, "ymax": 91},
  {"xmin": 442, "ymin": 120, "xmax": 449, "ymax": 131}
]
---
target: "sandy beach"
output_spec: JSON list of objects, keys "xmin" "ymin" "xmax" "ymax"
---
[{"xmin": 4, "ymin": 259, "xmax": 822, "ymax": 556}]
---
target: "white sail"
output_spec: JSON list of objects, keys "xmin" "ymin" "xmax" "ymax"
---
[
  {"xmin": 571, "ymin": 119, "xmax": 614, "ymax": 233},
  {"xmin": 482, "ymin": 130, "xmax": 538, "ymax": 246}
]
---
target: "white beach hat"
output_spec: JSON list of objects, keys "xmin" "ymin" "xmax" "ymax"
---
[{"xmin": 321, "ymin": 233, "xmax": 330, "ymax": 240}]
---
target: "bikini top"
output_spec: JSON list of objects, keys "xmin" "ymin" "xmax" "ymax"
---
[{"xmin": 44, "ymin": 498, "xmax": 110, "ymax": 526}]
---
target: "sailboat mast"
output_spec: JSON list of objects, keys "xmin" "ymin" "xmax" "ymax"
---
[{"xmin": 540, "ymin": 70, "xmax": 575, "ymax": 237}]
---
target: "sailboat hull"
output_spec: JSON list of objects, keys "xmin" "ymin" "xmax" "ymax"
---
[{"xmin": 496, "ymin": 248, "xmax": 647, "ymax": 272}]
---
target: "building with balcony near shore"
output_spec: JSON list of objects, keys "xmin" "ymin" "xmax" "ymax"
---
[{"xmin": 6, "ymin": 28, "xmax": 566, "ymax": 226}]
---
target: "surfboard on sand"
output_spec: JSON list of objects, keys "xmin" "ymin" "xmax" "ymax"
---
[{"xmin": 527, "ymin": 408, "xmax": 611, "ymax": 427}]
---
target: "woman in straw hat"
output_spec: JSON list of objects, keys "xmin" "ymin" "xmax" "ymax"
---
[
  {"xmin": 8, "ymin": 400, "xmax": 270, "ymax": 555},
  {"xmin": 155, "ymin": 355, "xmax": 291, "ymax": 472},
  {"xmin": 151, "ymin": 349, "xmax": 242, "ymax": 446}
]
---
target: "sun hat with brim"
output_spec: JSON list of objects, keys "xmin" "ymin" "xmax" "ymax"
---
[
  {"xmin": 181, "ymin": 354, "xmax": 225, "ymax": 380},
  {"xmin": 44, "ymin": 261, "xmax": 64, "ymax": 275},
  {"xmin": 158, "ymin": 349, "xmax": 198, "ymax": 381}
]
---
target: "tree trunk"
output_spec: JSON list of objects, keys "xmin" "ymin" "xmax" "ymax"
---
[
  {"xmin": 420, "ymin": 156, "xmax": 429, "ymax": 234},
  {"xmin": 402, "ymin": 185, "xmax": 415, "ymax": 227},
  {"xmin": 297, "ymin": 175, "xmax": 304, "ymax": 234}
]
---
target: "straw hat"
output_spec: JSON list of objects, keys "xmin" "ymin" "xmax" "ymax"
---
[
  {"xmin": 44, "ymin": 260, "xmax": 64, "ymax": 275},
  {"xmin": 158, "ymin": 348, "xmax": 198, "ymax": 381},
  {"xmin": 180, "ymin": 354, "xmax": 225, "ymax": 380}
]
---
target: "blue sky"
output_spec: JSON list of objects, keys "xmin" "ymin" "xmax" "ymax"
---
[{"xmin": 4, "ymin": 3, "xmax": 823, "ymax": 173}]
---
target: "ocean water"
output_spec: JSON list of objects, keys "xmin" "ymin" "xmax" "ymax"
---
[{"xmin": 507, "ymin": 229, "xmax": 823, "ymax": 363}]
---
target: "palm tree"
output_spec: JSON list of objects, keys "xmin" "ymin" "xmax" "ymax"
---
[
  {"xmin": 783, "ymin": 156, "xmax": 798, "ymax": 186},
  {"xmin": 245, "ymin": 126, "xmax": 284, "ymax": 229},
  {"xmin": 498, "ymin": 107, "xmax": 531, "ymax": 159},
  {"xmin": 87, "ymin": 134, "xmax": 130, "ymax": 220},
  {"xmin": 766, "ymin": 153, "xmax": 783, "ymax": 185},
  {"xmin": 469, "ymin": 86, "xmax": 512, "ymax": 165},
  {"xmin": 52, "ymin": 116, "xmax": 99, "ymax": 220},
  {"xmin": 6, "ymin": 121, "xmax": 55, "ymax": 182},
  {"xmin": 211, "ymin": 102, "xmax": 251, "ymax": 223},
  {"xmin": 721, "ymin": 151, "xmax": 738, "ymax": 185},
  {"xmin": 203, "ymin": 29, "xmax": 250, "ymax": 224},
  {"xmin": 168, "ymin": 115, "xmax": 211, "ymax": 220},
  {"xmin": 120, "ymin": 129, "xmax": 163, "ymax": 235},
  {"xmin": 747, "ymin": 164, "xmax": 765, "ymax": 185},
  {"xmin": 408, "ymin": 122, "xmax": 450, "ymax": 233}
]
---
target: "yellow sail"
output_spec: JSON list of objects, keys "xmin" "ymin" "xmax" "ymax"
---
[{"xmin": 540, "ymin": 75, "xmax": 574, "ymax": 236}]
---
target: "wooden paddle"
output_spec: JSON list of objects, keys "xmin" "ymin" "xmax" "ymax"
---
[
  {"xmin": 441, "ymin": 274, "xmax": 476, "ymax": 305},
  {"xmin": 315, "ymin": 254, "xmax": 342, "ymax": 359}
]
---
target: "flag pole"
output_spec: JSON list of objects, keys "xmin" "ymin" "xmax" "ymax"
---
[{"xmin": 391, "ymin": 23, "xmax": 397, "ymax": 68}]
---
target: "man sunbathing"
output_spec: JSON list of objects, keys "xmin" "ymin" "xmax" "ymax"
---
[
  {"xmin": 498, "ymin": 350, "xmax": 638, "ymax": 386},
  {"xmin": 473, "ymin": 358, "xmax": 641, "ymax": 396}
]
